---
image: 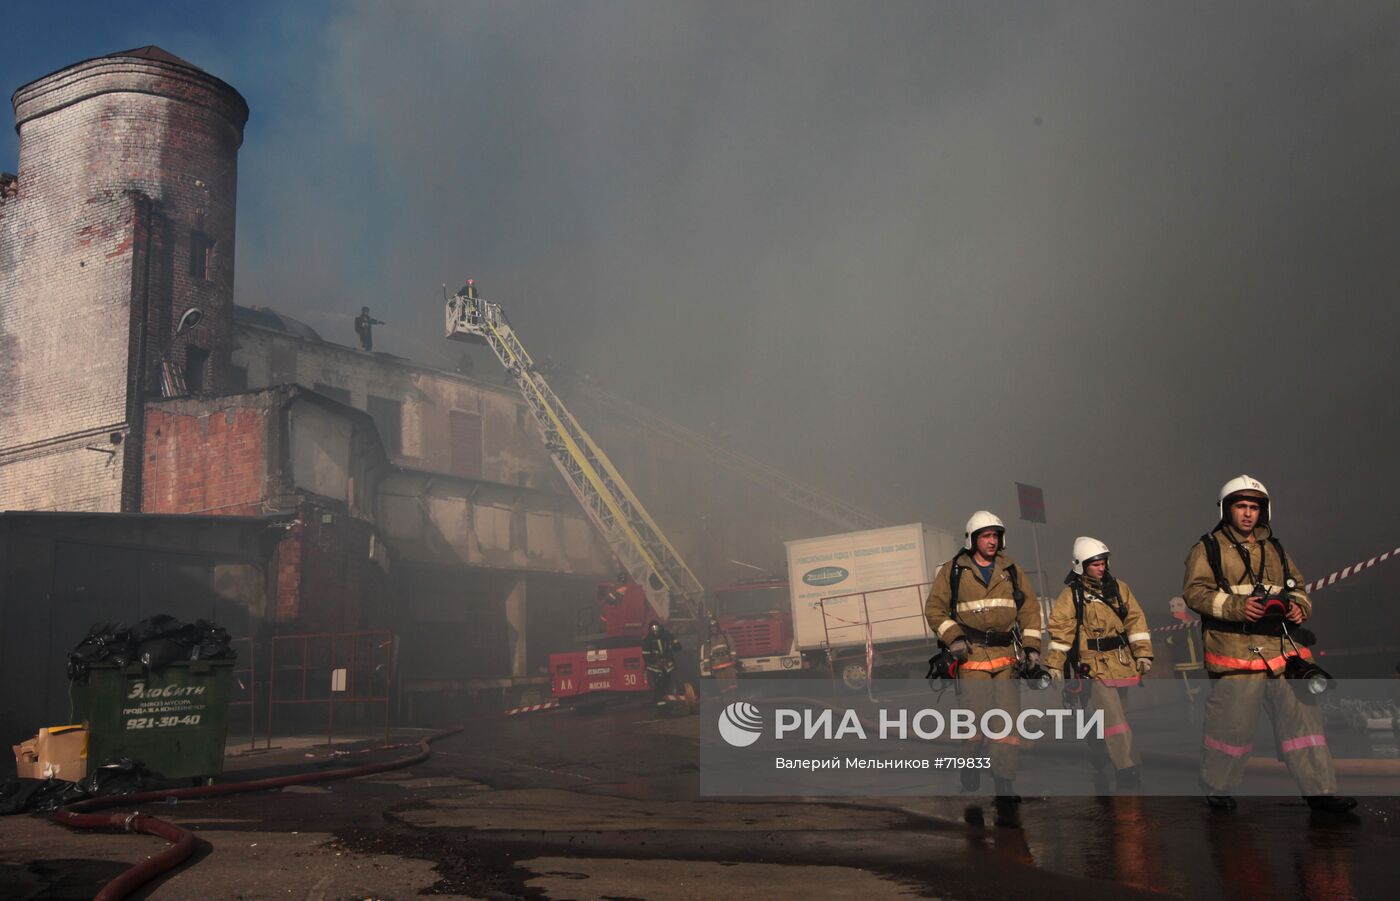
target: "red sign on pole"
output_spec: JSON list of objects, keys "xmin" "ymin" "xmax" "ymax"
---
[{"xmin": 1016, "ymin": 482, "xmax": 1047, "ymax": 524}]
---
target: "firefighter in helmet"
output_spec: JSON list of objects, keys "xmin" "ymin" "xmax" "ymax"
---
[
  {"xmin": 1044, "ymin": 537, "xmax": 1153, "ymax": 792},
  {"xmin": 924, "ymin": 511, "xmax": 1043, "ymax": 802},
  {"xmin": 642, "ymin": 621, "xmax": 681, "ymax": 706},
  {"xmin": 1183, "ymin": 475, "xmax": 1356, "ymax": 813},
  {"xmin": 702, "ymin": 614, "xmax": 739, "ymax": 696}
]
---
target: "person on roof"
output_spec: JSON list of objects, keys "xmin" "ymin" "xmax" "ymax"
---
[{"xmin": 354, "ymin": 306, "xmax": 383, "ymax": 351}]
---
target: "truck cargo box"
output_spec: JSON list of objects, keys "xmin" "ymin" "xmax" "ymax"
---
[{"xmin": 785, "ymin": 523, "xmax": 958, "ymax": 652}]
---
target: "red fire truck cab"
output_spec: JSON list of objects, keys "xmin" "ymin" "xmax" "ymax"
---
[{"xmin": 707, "ymin": 579, "xmax": 805, "ymax": 674}]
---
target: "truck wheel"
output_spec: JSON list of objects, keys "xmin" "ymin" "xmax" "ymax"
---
[{"xmin": 833, "ymin": 659, "xmax": 868, "ymax": 692}]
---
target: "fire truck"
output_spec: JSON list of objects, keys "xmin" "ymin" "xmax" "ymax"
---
[
  {"xmin": 446, "ymin": 281, "xmax": 704, "ymax": 705},
  {"xmin": 707, "ymin": 579, "xmax": 800, "ymax": 674}
]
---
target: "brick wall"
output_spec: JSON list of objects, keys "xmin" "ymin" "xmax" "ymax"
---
[
  {"xmin": 275, "ymin": 522, "xmax": 304, "ymax": 623},
  {"xmin": 141, "ymin": 389, "xmax": 394, "ymax": 632},
  {"xmin": 295, "ymin": 511, "xmax": 390, "ymax": 633},
  {"xmin": 0, "ymin": 444, "xmax": 127, "ymax": 511},
  {"xmin": 270, "ymin": 509, "xmax": 393, "ymax": 631},
  {"xmin": 142, "ymin": 404, "xmax": 266, "ymax": 515}
]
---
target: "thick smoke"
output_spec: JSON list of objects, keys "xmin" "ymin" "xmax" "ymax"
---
[{"xmin": 12, "ymin": 2, "xmax": 1397, "ymax": 603}]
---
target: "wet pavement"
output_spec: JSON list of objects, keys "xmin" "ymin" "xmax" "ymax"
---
[{"xmin": 0, "ymin": 704, "xmax": 1394, "ymax": 899}]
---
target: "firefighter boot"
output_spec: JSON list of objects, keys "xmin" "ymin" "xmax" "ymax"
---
[
  {"xmin": 960, "ymin": 768, "xmax": 982, "ymax": 793},
  {"xmin": 1116, "ymin": 766, "xmax": 1142, "ymax": 793},
  {"xmin": 1088, "ymin": 736, "xmax": 1112, "ymax": 794},
  {"xmin": 1202, "ymin": 776, "xmax": 1236, "ymax": 810},
  {"xmin": 993, "ymin": 777, "xmax": 1021, "ymax": 804},
  {"xmin": 1306, "ymin": 795, "xmax": 1358, "ymax": 814}
]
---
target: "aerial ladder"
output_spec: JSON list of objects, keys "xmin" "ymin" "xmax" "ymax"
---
[
  {"xmin": 445, "ymin": 281, "xmax": 705, "ymax": 626},
  {"xmin": 564, "ymin": 381, "xmax": 888, "ymax": 533}
]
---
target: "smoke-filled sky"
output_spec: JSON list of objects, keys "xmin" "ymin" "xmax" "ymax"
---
[{"xmin": 6, "ymin": 1, "xmax": 1400, "ymax": 606}]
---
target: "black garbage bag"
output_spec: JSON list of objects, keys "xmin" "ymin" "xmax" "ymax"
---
[
  {"xmin": 0, "ymin": 777, "xmax": 50, "ymax": 815},
  {"xmin": 67, "ymin": 622, "xmax": 136, "ymax": 682},
  {"xmin": 69, "ymin": 615, "xmax": 236, "ymax": 680},
  {"xmin": 0, "ymin": 776, "xmax": 82, "ymax": 815},
  {"xmin": 190, "ymin": 620, "xmax": 234, "ymax": 660},
  {"xmin": 0, "ymin": 759, "xmax": 156, "ymax": 815},
  {"xmin": 128, "ymin": 614, "xmax": 185, "ymax": 644},
  {"xmin": 70, "ymin": 758, "xmax": 153, "ymax": 802},
  {"xmin": 137, "ymin": 637, "xmax": 188, "ymax": 670}
]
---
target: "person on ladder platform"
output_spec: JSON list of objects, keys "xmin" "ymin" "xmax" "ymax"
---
[
  {"xmin": 1044, "ymin": 537, "xmax": 1153, "ymax": 793},
  {"xmin": 924, "ymin": 511, "xmax": 1043, "ymax": 804},
  {"xmin": 1184, "ymin": 475, "xmax": 1356, "ymax": 814}
]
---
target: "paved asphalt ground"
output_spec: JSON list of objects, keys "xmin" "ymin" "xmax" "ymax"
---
[{"xmin": 1, "ymin": 702, "xmax": 1395, "ymax": 900}]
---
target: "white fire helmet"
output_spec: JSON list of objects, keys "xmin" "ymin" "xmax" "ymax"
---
[
  {"xmin": 1218, "ymin": 474, "xmax": 1271, "ymax": 525},
  {"xmin": 964, "ymin": 511, "xmax": 1006, "ymax": 550},
  {"xmin": 1072, "ymin": 536, "xmax": 1111, "ymax": 575}
]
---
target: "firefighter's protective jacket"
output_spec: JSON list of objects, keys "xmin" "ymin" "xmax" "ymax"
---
[
  {"xmin": 1044, "ymin": 575, "xmax": 1153, "ymax": 681},
  {"xmin": 1182, "ymin": 524, "xmax": 1312, "ymax": 676},
  {"xmin": 702, "ymin": 630, "xmax": 736, "ymax": 670},
  {"xmin": 924, "ymin": 551, "xmax": 1041, "ymax": 672},
  {"xmin": 642, "ymin": 628, "xmax": 680, "ymax": 671}
]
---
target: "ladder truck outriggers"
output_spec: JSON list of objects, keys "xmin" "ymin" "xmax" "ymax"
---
[{"xmin": 446, "ymin": 280, "xmax": 705, "ymax": 706}]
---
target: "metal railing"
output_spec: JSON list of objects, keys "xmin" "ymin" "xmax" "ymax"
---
[
  {"xmin": 228, "ymin": 637, "xmax": 258, "ymax": 749},
  {"xmin": 816, "ymin": 580, "xmax": 936, "ymax": 652},
  {"xmin": 265, "ymin": 630, "xmax": 394, "ymax": 748}
]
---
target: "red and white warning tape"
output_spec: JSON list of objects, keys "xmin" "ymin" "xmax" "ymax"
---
[
  {"xmin": 1305, "ymin": 546, "xmax": 1400, "ymax": 593},
  {"xmin": 1150, "ymin": 545, "xmax": 1400, "ymax": 632},
  {"xmin": 504, "ymin": 699, "xmax": 559, "ymax": 716}
]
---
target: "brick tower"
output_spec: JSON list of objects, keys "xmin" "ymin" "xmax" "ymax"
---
[{"xmin": 0, "ymin": 47, "xmax": 248, "ymax": 512}]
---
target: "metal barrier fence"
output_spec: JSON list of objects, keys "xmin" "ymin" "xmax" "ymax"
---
[
  {"xmin": 228, "ymin": 637, "xmax": 258, "ymax": 749},
  {"xmin": 265, "ymin": 630, "xmax": 395, "ymax": 748},
  {"xmin": 816, "ymin": 580, "xmax": 936, "ymax": 650}
]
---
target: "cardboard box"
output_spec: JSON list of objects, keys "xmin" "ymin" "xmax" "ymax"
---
[
  {"xmin": 12, "ymin": 737, "xmax": 39, "ymax": 779},
  {"xmin": 11, "ymin": 725, "xmax": 87, "ymax": 781}
]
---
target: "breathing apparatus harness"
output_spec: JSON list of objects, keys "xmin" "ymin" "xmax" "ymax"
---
[
  {"xmin": 927, "ymin": 550, "xmax": 1048, "ymax": 688},
  {"xmin": 1198, "ymin": 526, "xmax": 1328, "ymax": 689},
  {"xmin": 1060, "ymin": 568, "xmax": 1130, "ymax": 707}
]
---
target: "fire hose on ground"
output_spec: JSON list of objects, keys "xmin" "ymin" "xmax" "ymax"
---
[{"xmin": 52, "ymin": 726, "xmax": 462, "ymax": 901}]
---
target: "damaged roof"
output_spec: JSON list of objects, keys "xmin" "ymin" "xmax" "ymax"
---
[{"xmin": 235, "ymin": 305, "xmax": 324, "ymax": 341}]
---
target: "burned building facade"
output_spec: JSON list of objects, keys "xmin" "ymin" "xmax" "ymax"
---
[{"xmin": 1, "ymin": 48, "xmax": 870, "ymax": 720}]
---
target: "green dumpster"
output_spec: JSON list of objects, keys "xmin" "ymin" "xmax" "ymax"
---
[{"xmin": 71, "ymin": 660, "xmax": 235, "ymax": 780}]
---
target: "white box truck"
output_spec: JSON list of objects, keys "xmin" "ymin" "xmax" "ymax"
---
[
  {"xmin": 709, "ymin": 523, "xmax": 959, "ymax": 688},
  {"xmin": 788, "ymin": 523, "xmax": 959, "ymax": 688}
]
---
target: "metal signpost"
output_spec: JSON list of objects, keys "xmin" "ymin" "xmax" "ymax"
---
[{"xmin": 1015, "ymin": 482, "xmax": 1050, "ymax": 620}]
